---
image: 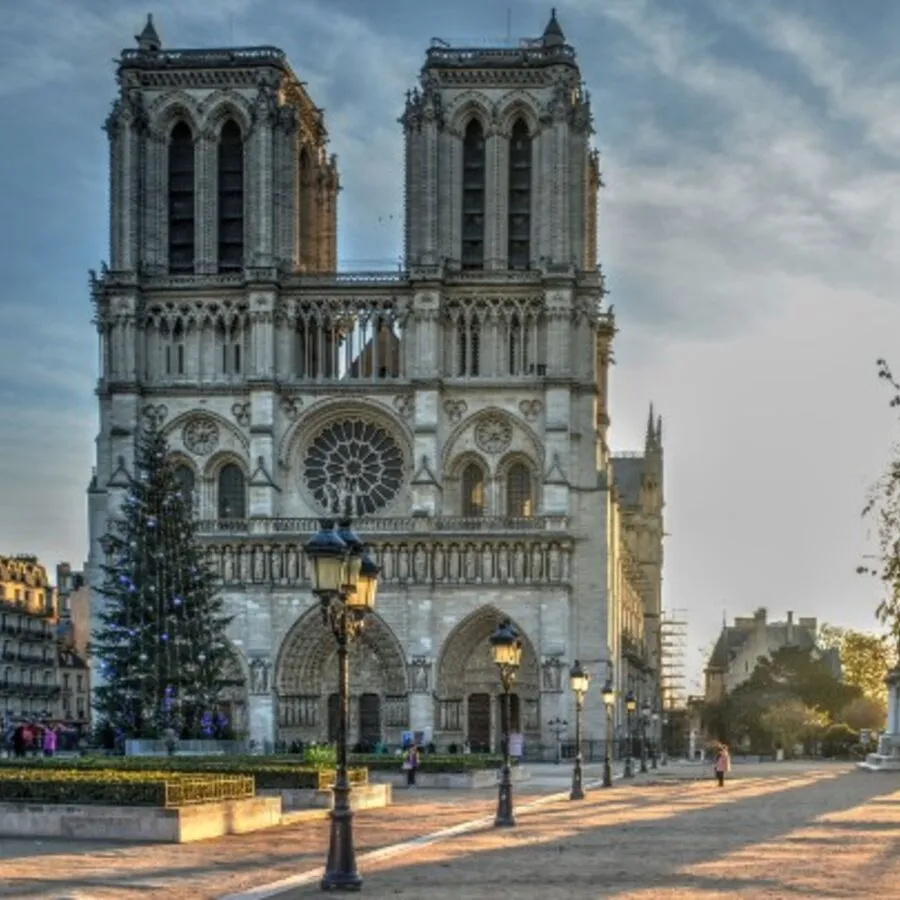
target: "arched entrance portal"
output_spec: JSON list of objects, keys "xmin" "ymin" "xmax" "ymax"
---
[
  {"xmin": 436, "ymin": 607, "xmax": 540, "ymax": 753},
  {"xmin": 275, "ymin": 607, "xmax": 410, "ymax": 749}
]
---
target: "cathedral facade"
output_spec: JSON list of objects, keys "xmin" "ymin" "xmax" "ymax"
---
[{"xmin": 87, "ymin": 12, "xmax": 664, "ymax": 755}]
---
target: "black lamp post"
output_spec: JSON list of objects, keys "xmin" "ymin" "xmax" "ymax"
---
[
  {"xmin": 569, "ymin": 660, "xmax": 590, "ymax": 801},
  {"xmin": 651, "ymin": 709, "xmax": 659, "ymax": 769},
  {"xmin": 548, "ymin": 716, "xmax": 567, "ymax": 764},
  {"xmin": 640, "ymin": 700, "xmax": 650, "ymax": 774},
  {"xmin": 624, "ymin": 691, "xmax": 636, "ymax": 778},
  {"xmin": 490, "ymin": 619, "xmax": 522, "ymax": 828},
  {"xmin": 601, "ymin": 680, "xmax": 614, "ymax": 788},
  {"xmin": 304, "ymin": 518, "xmax": 380, "ymax": 892}
]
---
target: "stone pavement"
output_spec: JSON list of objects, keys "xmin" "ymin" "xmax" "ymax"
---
[{"xmin": 0, "ymin": 762, "xmax": 896, "ymax": 899}]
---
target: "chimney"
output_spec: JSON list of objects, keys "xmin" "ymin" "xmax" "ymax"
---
[{"xmin": 786, "ymin": 610, "xmax": 794, "ymax": 645}]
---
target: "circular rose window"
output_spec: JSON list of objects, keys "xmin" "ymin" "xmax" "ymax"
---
[{"xmin": 304, "ymin": 419, "xmax": 405, "ymax": 515}]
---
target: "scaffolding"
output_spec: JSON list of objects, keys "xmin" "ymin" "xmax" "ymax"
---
[{"xmin": 660, "ymin": 610, "xmax": 688, "ymax": 711}]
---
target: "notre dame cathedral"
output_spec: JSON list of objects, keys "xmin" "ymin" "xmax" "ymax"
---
[{"xmin": 87, "ymin": 10, "xmax": 665, "ymax": 756}]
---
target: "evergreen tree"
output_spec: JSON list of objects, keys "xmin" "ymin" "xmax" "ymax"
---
[{"xmin": 93, "ymin": 425, "xmax": 234, "ymax": 739}]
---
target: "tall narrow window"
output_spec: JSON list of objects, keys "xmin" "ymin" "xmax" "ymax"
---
[
  {"xmin": 217, "ymin": 464, "xmax": 246, "ymax": 520},
  {"xmin": 469, "ymin": 316, "xmax": 481, "ymax": 377},
  {"xmin": 457, "ymin": 319, "xmax": 468, "ymax": 376},
  {"xmin": 168, "ymin": 122, "xmax": 195, "ymax": 273},
  {"xmin": 173, "ymin": 465, "xmax": 196, "ymax": 512},
  {"xmin": 506, "ymin": 463, "xmax": 533, "ymax": 518},
  {"xmin": 508, "ymin": 119, "xmax": 532, "ymax": 269},
  {"xmin": 461, "ymin": 119, "xmax": 486, "ymax": 269},
  {"xmin": 218, "ymin": 120, "xmax": 244, "ymax": 271},
  {"xmin": 461, "ymin": 463, "xmax": 485, "ymax": 517}
]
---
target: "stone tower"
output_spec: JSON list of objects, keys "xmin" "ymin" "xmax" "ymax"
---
[{"xmin": 87, "ymin": 12, "xmax": 658, "ymax": 755}]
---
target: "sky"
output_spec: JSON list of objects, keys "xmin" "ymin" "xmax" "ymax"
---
[{"xmin": 2, "ymin": 0, "xmax": 900, "ymax": 692}]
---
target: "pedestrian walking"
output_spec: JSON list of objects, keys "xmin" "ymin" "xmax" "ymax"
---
[
  {"xmin": 43, "ymin": 726, "xmax": 57, "ymax": 758},
  {"xmin": 714, "ymin": 743, "xmax": 730, "ymax": 787},
  {"xmin": 402, "ymin": 743, "xmax": 419, "ymax": 787}
]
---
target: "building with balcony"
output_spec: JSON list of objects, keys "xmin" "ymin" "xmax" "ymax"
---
[
  {"xmin": 87, "ymin": 11, "xmax": 665, "ymax": 754},
  {"xmin": 56, "ymin": 563, "xmax": 91, "ymax": 731},
  {"xmin": 0, "ymin": 556, "xmax": 62, "ymax": 722}
]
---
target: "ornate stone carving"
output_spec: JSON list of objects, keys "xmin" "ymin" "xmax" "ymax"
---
[
  {"xmin": 231, "ymin": 402, "xmax": 251, "ymax": 427},
  {"xmin": 518, "ymin": 399, "xmax": 542, "ymax": 423},
  {"xmin": 304, "ymin": 418, "xmax": 404, "ymax": 516},
  {"xmin": 142, "ymin": 404, "xmax": 168, "ymax": 429},
  {"xmin": 393, "ymin": 394, "xmax": 414, "ymax": 419},
  {"xmin": 443, "ymin": 399, "xmax": 467, "ymax": 423},
  {"xmin": 474, "ymin": 416, "xmax": 513, "ymax": 454},
  {"xmin": 249, "ymin": 657, "xmax": 272, "ymax": 695},
  {"xmin": 182, "ymin": 416, "xmax": 220, "ymax": 456},
  {"xmin": 409, "ymin": 657, "xmax": 432, "ymax": 693},
  {"xmin": 541, "ymin": 657, "xmax": 564, "ymax": 692},
  {"xmin": 280, "ymin": 395, "xmax": 302, "ymax": 421}
]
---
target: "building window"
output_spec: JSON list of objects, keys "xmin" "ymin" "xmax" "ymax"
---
[
  {"xmin": 508, "ymin": 119, "xmax": 532, "ymax": 269},
  {"xmin": 217, "ymin": 464, "xmax": 246, "ymax": 520},
  {"xmin": 174, "ymin": 465, "xmax": 196, "ymax": 512},
  {"xmin": 461, "ymin": 119, "xmax": 486, "ymax": 269},
  {"xmin": 461, "ymin": 464, "xmax": 485, "ymax": 517},
  {"xmin": 217, "ymin": 119, "xmax": 244, "ymax": 272},
  {"xmin": 168, "ymin": 121, "xmax": 195, "ymax": 274},
  {"xmin": 457, "ymin": 316, "xmax": 481, "ymax": 377},
  {"xmin": 506, "ymin": 463, "xmax": 533, "ymax": 518}
]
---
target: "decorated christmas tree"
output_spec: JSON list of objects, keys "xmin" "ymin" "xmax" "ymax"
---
[{"xmin": 93, "ymin": 424, "xmax": 234, "ymax": 740}]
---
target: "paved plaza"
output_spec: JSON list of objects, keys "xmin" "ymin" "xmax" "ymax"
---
[{"xmin": 0, "ymin": 762, "xmax": 899, "ymax": 898}]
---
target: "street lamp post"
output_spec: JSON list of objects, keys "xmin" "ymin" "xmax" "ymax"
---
[
  {"xmin": 569, "ymin": 660, "xmax": 590, "ymax": 801},
  {"xmin": 661, "ymin": 714, "xmax": 670, "ymax": 766},
  {"xmin": 548, "ymin": 716, "xmax": 567, "ymax": 764},
  {"xmin": 651, "ymin": 710, "xmax": 659, "ymax": 769},
  {"xmin": 601, "ymin": 680, "xmax": 615, "ymax": 788},
  {"xmin": 304, "ymin": 519, "xmax": 380, "ymax": 892},
  {"xmin": 640, "ymin": 701, "xmax": 650, "ymax": 774},
  {"xmin": 491, "ymin": 619, "xmax": 522, "ymax": 828},
  {"xmin": 624, "ymin": 691, "xmax": 636, "ymax": 778}
]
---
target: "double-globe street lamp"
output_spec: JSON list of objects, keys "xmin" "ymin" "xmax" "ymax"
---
[
  {"xmin": 624, "ymin": 691, "xmax": 636, "ymax": 778},
  {"xmin": 304, "ymin": 518, "xmax": 380, "ymax": 892},
  {"xmin": 569, "ymin": 660, "xmax": 590, "ymax": 801},
  {"xmin": 490, "ymin": 619, "xmax": 522, "ymax": 828},
  {"xmin": 548, "ymin": 716, "xmax": 567, "ymax": 764},
  {"xmin": 601, "ymin": 680, "xmax": 615, "ymax": 788}
]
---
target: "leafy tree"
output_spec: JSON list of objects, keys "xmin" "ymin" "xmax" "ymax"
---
[
  {"xmin": 838, "ymin": 696, "xmax": 885, "ymax": 732},
  {"xmin": 859, "ymin": 359, "xmax": 900, "ymax": 660},
  {"xmin": 819, "ymin": 624, "xmax": 895, "ymax": 704},
  {"xmin": 93, "ymin": 425, "xmax": 234, "ymax": 740},
  {"xmin": 760, "ymin": 699, "xmax": 826, "ymax": 756}
]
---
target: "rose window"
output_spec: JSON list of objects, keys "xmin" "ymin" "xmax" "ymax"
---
[{"xmin": 304, "ymin": 419, "xmax": 404, "ymax": 515}]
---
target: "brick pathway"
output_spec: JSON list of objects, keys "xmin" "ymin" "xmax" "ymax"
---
[{"xmin": 1, "ymin": 763, "xmax": 897, "ymax": 899}]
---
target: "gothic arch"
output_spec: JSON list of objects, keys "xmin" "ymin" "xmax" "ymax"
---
[
  {"xmin": 442, "ymin": 406, "xmax": 544, "ymax": 475},
  {"xmin": 496, "ymin": 94, "xmax": 542, "ymax": 136},
  {"xmin": 436, "ymin": 605, "xmax": 540, "ymax": 698},
  {"xmin": 446, "ymin": 91, "xmax": 493, "ymax": 134},
  {"xmin": 166, "ymin": 450, "xmax": 199, "ymax": 475},
  {"xmin": 446, "ymin": 449, "xmax": 489, "ymax": 479},
  {"xmin": 275, "ymin": 605, "xmax": 409, "ymax": 697},
  {"xmin": 162, "ymin": 410, "xmax": 250, "ymax": 454},
  {"xmin": 200, "ymin": 90, "xmax": 254, "ymax": 138},
  {"xmin": 149, "ymin": 91, "xmax": 202, "ymax": 137},
  {"xmin": 203, "ymin": 449, "xmax": 250, "ymax": 480}
]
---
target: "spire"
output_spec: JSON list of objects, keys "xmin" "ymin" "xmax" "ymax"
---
[
  {"xmin": 656, "ymin": 415, "xmax": 663, "ymax": 446},
  {"xmin": 542, "ymin": 8, "xmax": 566, "ymax": 47},
  {"xmin": 644, "ymin": 403, "xmax": 655, "ymax": 451},
  {"xmin": 136, "ymin": 13, "xmax": 161, "ymax": 53}
]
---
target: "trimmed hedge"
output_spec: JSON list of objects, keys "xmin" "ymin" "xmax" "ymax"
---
[
  {"xmin": 0, "ymin": 768, "xmax": 253, "ymax": 808},
  {"xmin": 0, "ymin": 757, "xmax": 368, "ymax": 791},
  {"xmin": 349, "ymin": 754, "xmax": 506, "ymax": 773}
]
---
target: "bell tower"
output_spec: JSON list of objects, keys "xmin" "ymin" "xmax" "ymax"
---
[{"xmin": 401, "ymin": 8, "xmax": 601, "ymax": 273}]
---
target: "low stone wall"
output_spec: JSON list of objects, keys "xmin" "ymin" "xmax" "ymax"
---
[
  {"xmin": 124, "ymin": 739, "xmax": 248, "ymax": 757},
  {"xmin": 369, "ymin": 767, "xmax": 530, "ymax": 790},
  {"xmin": 261, "ymin": 782, "xmax": 392, "ymax": 811},
  {"xmin": 0, "ymin": 796, "xmax": 282, "ymax": 843}
]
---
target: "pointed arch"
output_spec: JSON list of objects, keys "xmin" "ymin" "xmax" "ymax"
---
[
  {"xmin": 149, "ymin": 91, "xmax": 202, "ymax": 136},
  {"xmin": 461, "ymin": 461, "xmax": 486, "ymax": 517},
  {"xmin": 217, "ymin": 119, "xmax": 245, "ymax": 272},
  {"xmin": 436, "ymin": 605, "xmax": 540, "ymax": 699},
  {"xmin": 461, "ymin": 119, "xmax": 486, "ymax": 270},
  {"xmin": 200, "ymin": 90, "xmax": 253, "ymax": 138},
  {"xmin": 508, "ymin": 118, "xmax": 532, "ymax": 269},
  {"xmin": 168, "ymin": 120, "xmax": 196, "ymax": 274}
]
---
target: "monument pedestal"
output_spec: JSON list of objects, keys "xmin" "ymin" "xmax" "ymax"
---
[{"xmin": 858, "ymin": 668, "xmax": 900, "ymax": 772}]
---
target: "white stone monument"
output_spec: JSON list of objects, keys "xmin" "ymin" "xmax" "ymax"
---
[{"xmin": 859, "ymin": 668, "xmax": 900, "ymax": 771}]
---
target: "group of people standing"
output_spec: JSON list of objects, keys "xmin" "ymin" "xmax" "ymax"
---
[{"xmin": 5, "ymin": 721, "xmax": 61, "ymax": 758}]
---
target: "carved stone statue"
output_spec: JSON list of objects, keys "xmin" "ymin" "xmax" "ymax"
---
[
  {"xmin": 250, "ymin": 658, "xmax": 270, "ymax": 694},
  {"xmin": 410, "ymin": 658, "xmax": 431, "ymax": 693},
  {"xmin": 542, "ymin": 658, "xmax": 563, "ymax": 692}
]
